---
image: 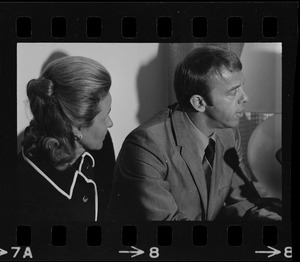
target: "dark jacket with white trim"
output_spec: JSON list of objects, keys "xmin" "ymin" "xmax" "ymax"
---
[{"xmin": 15, "ymin": 132, "xmax": 115, "ymax": 222}]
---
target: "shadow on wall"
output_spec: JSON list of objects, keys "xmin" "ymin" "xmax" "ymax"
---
[
  {"xmin": 242, "ymin": 49, "xmax": 281, "ymax": 113},
  {"xmin": 136, "ymin": 44, "xmax": 167, "ymax": 124},
  {"xmin": 40, "ymin": 51, "xmax": 69, "ymax": 74},
  {"xmin": 17, "ymin": 51, "xmax": 69, "ymax": 153}
]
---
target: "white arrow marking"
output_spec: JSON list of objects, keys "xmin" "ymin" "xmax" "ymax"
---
[
  {"xmin": 119, "ymin": 246, "xmax": 144, "ymax": 258},
  {"xmin": 0, "ymin": 248, "xmax": 8, "ymax": 257},
  {"xmin": 255, "ymin": 246, "xmax": 281, "ymax": 258}
]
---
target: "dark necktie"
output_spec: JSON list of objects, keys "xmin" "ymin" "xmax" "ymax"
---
[{"xmin": 203, "ymin": 138, "xmax": 215, "ymax": 197}]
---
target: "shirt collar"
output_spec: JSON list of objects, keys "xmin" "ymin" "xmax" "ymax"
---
[
  {"xmin": 183, "ymin": 112, "xmax": 215, "ymax": 159},
  {"xmin": 22, "ymin": 147, "xmax": 95, "ymax": 199}
]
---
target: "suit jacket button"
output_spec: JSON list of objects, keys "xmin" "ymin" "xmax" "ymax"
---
[{"xmin": 82, "ymin": 195, "xmax": 89, "ymax": 202}]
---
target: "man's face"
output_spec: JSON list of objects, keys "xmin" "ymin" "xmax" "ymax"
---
[{"xmin": 204, "ymin": 69, "xmax": 248, "ymax": 129}]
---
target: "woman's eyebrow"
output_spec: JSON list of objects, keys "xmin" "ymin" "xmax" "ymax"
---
[{"xmin": 227, "ymin": 84, "xmax": 241, "ymax": 92}]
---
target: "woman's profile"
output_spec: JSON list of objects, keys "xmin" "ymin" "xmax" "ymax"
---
[{"xmin": 16, "ymin": 56, "xmax": 115, "ymax": 222}]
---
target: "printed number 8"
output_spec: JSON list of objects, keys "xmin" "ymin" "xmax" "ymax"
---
[
  {"xmin": 284, "ymin": 247, "xmax": 292, "ymax": 258},
  {"xmin": 149, "ymin": 247, "xmax": 159, "ymax": 258}
]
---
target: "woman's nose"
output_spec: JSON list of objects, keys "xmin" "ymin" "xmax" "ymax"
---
[{"xmin": 108, "ymin": 116, "xmax": 113, "ymax": 128}]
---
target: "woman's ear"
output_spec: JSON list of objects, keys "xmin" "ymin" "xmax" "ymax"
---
[
  {"xmin": 73, "ymin": 127, "xmax": 83, "ymax": 141},
  {"xmin": 190, "ymin": 95, "xmax": 207, "ymax": 112}
]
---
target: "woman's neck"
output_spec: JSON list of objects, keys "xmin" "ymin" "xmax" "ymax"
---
[{"xmin": 70, "ymin": 141, "xmax": 86, "ymax": 166}]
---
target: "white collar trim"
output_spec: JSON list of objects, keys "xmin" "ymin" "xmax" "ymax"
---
[{"xmin": 22, "ymin": 148, "xmax": 98, "ymax": 221}]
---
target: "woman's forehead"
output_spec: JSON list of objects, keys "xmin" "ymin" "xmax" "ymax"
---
[{"xmin": 98, "ymin": 93, "xmax": 112, "ymax": 111}]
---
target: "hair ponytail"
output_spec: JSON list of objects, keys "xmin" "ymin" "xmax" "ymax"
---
[{"xmin": 27, "ymin": 78, "xmax": 54, "ymax": 99}]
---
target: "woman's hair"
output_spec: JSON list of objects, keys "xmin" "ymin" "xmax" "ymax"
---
[
  {"xmin": 174, "ymin": 46, "xmax": 242, "ymax": 110},
  {"xmin": 22, "ymin": 56, "xmax": 111, "ymax": 170}
]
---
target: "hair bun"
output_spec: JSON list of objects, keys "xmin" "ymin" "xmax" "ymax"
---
[{"xmin": 27, "ymin": 78, "xmax": 54, "ymax": 98}]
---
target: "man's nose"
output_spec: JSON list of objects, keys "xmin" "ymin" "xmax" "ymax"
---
[{"xmin": 239, "ymin": 88, "xmax": 249, "ymax": 104}]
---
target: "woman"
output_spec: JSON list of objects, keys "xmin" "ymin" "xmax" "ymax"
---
[{"xmin": 16, "ymin": 56, "xmax": 115, "ymax": 222}]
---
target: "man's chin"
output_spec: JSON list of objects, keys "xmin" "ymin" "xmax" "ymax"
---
[{"xmin": 222, "ymin": 120, "xmax": 240, "ymax": 129}]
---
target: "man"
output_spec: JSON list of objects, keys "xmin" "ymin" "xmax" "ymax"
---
[{"xmin": 107, "ymin": 46, "xmax": 282, "ymax": 221}]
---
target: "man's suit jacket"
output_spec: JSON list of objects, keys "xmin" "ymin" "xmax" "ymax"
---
[{"xmin": 106, "ymin": 104, "xmax": 259, "ymax": 221}]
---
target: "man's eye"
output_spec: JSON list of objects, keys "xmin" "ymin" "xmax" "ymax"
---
[{"xmin": 228, "ymin": 89, "xmax": 237, "ymax": 96}]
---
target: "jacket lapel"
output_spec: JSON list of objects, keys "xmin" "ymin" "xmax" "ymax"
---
[
  {"xmin": 207, "ymin": 129, "xmax": 235, "ymax": 219},
  {"xmin": 171, "ymin": 107, "xmax": 208, "ymax": 216}
]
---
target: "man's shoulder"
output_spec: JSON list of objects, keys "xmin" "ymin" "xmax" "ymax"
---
[
  {"xmin": 123, "ymin": 104, "xmax": 179, "ymax": 149},
  {"xmin": 215, "ymin": 127, "xmax": 237, "ymax": 147},
  {"xmin": 133, "ymin": 106, "xmax": 174, "ymax": 135}
]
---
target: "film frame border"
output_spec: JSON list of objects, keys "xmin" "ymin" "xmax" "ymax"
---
[{"xmin": 0, "ymin": 2, "xmax": 297, "ymax": 261}]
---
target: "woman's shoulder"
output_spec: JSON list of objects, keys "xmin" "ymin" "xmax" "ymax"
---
[
  {"xmin": 17, "ymin": 150, "xmax": 35, "ymax": 175},
  {"xmin": 17, "ymin": 150, "xmax": 47, "ymax": 191}
]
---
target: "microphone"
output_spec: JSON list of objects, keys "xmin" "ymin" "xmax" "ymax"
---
[
  {"xmin": 224, "ymin": 148, "xmax": 261, "ymax": 200},
  {"xmin": 224, "ymin": 148, "xmax": 282, "ymax": 217}
]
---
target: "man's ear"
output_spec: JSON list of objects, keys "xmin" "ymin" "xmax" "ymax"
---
[{"xmin": 190, "ymin": 95, "xmax": 207, "ymax": 112}]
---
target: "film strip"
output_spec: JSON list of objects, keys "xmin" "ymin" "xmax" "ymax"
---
[{"xmin": 0, "ymin": 2, "xmax": 296, "ymax": 261}]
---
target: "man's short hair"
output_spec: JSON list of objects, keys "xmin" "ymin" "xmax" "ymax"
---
[{"xmin": 174, "ymin": 46, "xmax": 242, "ymax": 110}]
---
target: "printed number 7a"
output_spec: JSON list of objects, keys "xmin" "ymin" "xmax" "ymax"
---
[{"xmin": 11, "ymin": 247, "xmax": 33, "ymax": 259}]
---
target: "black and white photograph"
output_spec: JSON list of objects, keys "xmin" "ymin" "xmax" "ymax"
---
[
  {"xmin": 16, "ymin": 42, "xmax": 283, "ymax": 223},
  {"xmin": 0, "ymin": 2, "xmax": 296, "ymax": 261}
]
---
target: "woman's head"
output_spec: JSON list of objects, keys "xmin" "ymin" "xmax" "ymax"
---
[{"xmin": 24, "ymin": 56, "xmax": 112, "ymax": 170}]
